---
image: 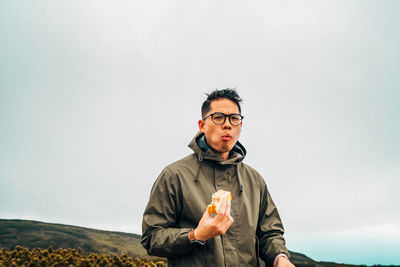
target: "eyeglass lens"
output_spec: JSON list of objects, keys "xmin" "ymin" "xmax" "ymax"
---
[{"xmin": 212, "ymin": 113, "xmax": 242, "ymax": 125}]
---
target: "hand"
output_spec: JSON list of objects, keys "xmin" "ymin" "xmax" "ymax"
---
[
  {"xmin": 277, "ymin": 256, "xmax": 295, "ymax": 267},
  {"xmin": 194, "ymin": 199, "xmax": 234, "ymax": 241}
]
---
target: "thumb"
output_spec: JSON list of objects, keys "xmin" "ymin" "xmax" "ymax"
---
[{"xmin": 202, "ymin": 208, "xmax": 213, "ymax": 219}]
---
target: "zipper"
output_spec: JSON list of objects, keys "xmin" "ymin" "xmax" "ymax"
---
[
  {"xmin": 203, "ymin": 241, "xmax": 207, "ymax": 267},
  {"xmin": 221, "ymin": 235, "xmax": 227, "ymax": 267}
]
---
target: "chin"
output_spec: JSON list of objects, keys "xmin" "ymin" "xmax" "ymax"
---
[{"xmin": 221, "ymin": 145, "xmax": 230, "ymax": 152}]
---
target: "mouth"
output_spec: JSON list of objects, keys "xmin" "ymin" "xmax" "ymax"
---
[{"xmin": 221, "ymin": 134, "xmax": 232, "ymax": 142}]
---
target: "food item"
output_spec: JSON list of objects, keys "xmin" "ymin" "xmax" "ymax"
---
[{"xmin": 207, "ymin": 190, "xmax": 232, "ymax": 214}]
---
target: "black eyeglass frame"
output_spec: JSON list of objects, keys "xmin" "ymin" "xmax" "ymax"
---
[{"xmin": 202, "ymin": 112, "xmax": 244, "ymax": 126}]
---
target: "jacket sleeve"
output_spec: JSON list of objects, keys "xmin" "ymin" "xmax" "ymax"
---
[
  {"xmin": 141, "ymin": 169, "xmax": 198, "ymax": 258},
  {"xmin": 257, "ymin": 177, "xmax": 290, "ymax": 267}
]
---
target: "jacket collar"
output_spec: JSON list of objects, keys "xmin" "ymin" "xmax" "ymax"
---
[{"xmin": 188, "ymin": 131, "xmax": 246, "ymax": 165}]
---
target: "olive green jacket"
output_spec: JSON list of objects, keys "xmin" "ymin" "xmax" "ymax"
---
[{"xmin": 141, "ymin": 132, "xmax": 289, "ymax": 267}]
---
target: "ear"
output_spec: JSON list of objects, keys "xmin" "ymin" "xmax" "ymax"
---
[{"xmin": 198, "ymin": 119, "xmax": 206, "ymax": 133}]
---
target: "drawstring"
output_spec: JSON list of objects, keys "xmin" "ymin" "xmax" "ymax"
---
[
  {"xmin": 213, "ymin": 165, "xmax": 216, "ymax": 191},
  {"xmin": 195, "ymin": 153, "xmax": 203, "ymax": 184},
  {"xmin": 234, "ymin": 164, "xmax": 244, "ymax": 196}
]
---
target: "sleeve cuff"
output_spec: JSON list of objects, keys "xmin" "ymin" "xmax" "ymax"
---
[
  {"xmin": 189, "ymin": 239, "xmax": 205, "ymax": 245},
  {"xmin": 188, "ymin": 229, "xmax": 205, "ymax": 246}
]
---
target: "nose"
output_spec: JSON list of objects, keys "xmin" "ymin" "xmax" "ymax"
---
[{"xmin": 222, "ymin": 117, "xmax": 232, "ymax": 129}]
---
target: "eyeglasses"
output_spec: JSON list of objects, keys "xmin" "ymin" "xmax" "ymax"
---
[{"xmin": 202, "ymin": 112, "xmax": 244, "ymax": 126}]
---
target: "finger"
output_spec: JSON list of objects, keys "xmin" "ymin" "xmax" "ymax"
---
[
  {"xmin": 201, "ymin": 208, "xmax": 213, "ymax": 224},
  {"xmin": 220, "ymin": 215, "xmax": 234, "ymax": 232},
  {"xmin": 227, "ymin": 215, "xmax": 234, "ymax": 226},
  {"xmin": 203, "ymin": 208, "xmax": 212, "ymax": 217},
  {"xmin": 220, "ymin": 200, "xmax": 228, "ymax": 215},
  {"xmin": 225, "ymin": 199, "xmax": 231, "ymax": 216},
  {"xmin": 218, "ymin": 214, "xmax": 234, "ymax": 234},
  {"xmin": 215, "ymin": 200, "xmax": 227, "ymax": 219}
]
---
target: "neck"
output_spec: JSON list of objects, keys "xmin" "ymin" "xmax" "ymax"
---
[{"xmin": 220, "ymin": 151, "xmax": 229, "ymax": 160}]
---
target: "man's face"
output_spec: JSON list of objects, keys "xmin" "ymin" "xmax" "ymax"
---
[{"xmin": 198, "ymin": 98, "xmax": 242, "ymax": 160}]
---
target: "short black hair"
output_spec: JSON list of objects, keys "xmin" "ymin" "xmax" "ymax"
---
[{"xmin": 201, "ymin": 88, "xmax": 243, "ymax": 117}]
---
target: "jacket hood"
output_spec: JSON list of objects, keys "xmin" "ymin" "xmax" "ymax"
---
[{"xmin": 188, "ymin": 131, "xmax": 246, "ymax": 165}]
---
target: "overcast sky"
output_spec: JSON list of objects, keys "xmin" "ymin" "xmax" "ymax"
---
[{"xmin": 1, "ymin": 0, "xmax": 399, "ymax": 265}]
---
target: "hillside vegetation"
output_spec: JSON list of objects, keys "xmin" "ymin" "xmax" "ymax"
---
[
  {"xmin": 0, "ymin": 246, "xmax": 166, "ymax": 267},
  {"xmin": 0, "ymin": 219, "xmax": 147, "ymax": 258}
]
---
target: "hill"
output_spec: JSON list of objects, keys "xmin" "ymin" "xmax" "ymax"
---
[
  {"xmin": 2, "ymin": 219, "xmax": 397, "ymax": 267},
  {"xmin": 0, "ymin": 219, "xmax": 321, "ymax": 266},
  {"xmin": 0, "ymin": 219, "xmax": 148, "ymax": 258}
]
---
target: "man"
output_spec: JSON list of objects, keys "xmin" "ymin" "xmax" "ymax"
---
[{"xmin": 141, "ymin": 89, "xmax": 294, "ymax": 267}]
